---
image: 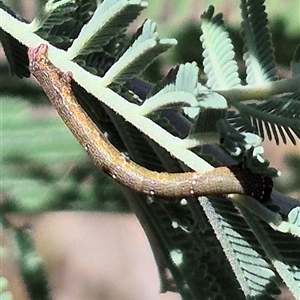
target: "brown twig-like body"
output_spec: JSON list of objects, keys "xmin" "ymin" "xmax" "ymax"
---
[{"xmin": 28, "ymin": 44, "xmax": 272, "ymax": 201}]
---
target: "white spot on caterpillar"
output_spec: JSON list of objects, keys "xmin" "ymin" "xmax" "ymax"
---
[
  {"xmin": 112, "ymin": 174, "xmax": 116, "ymax": 179},
  {"xmin": 180, "ymin": 199, "xmax": 188, "ymax": 205},
  {"xmin": 149, "ymin": 190, "xmax": 155, "ymax": 196},
  {"xmin": 189, "ymin": 179, "xmax": 197, "ymax": 195}
]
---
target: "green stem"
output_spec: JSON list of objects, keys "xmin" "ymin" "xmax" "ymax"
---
[{"xmin": 215, "ymin": 76, "xmax": 300, "ymax": 102}]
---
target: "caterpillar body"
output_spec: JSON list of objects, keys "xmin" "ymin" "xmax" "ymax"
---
[{"xmin": 28, "ymin": 44, "xmax": 273, "ymax": 201}]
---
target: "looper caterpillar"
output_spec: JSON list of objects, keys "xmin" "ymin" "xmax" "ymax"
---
[{"xmin": 28, "ymin": 44, "xmax": 273, "ymax": 201}]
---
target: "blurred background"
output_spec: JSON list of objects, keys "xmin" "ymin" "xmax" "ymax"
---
[{"xmin": 1, "ymin": 0, "xmax": 299, "ymax": 299}]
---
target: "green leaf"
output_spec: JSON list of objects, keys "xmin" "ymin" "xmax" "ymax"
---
[
  {"xmin": 200, "ymin": 6, "xmax": 241, "ymax": 89},
  {"xmin": 228, "ymin": 93, "xmax": 300, "ymax": 145},
  {"xmin": 202, "ymin": 197, "xmax": 280, "ymax": 299},
  {"xmin": 240, "ymin": 0, "xmax": 277, "ymax": 84},
  {"xmin": 140, "ymin": 63, "xmax": 200, "ymax": 115},
  {"xmin": 33, "ymin": 0, "xmax": 97, "ymax": 48},
  {"xmin": 239, "ymin": 205, "xmax": 300, "ymax": 300},
  {"xmin": 103, "ymin": 19, "xmax": 176, "ymax": 85},
  {"xmin": 29, "ymin": 0, "xmax": 79, "ymax": 31},
  {"xmin": 67, "ymin": 0, "xmax": 147, "ymax": 57}
]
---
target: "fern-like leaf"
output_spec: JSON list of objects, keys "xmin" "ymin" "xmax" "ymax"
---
[
  {"xmin": 228, "ymin": 92, "xmax": 300, "ymax": 144},
  {"xmin": 238, "ymin": 204, "xmax": 300, "ymax": 299},
  {"xmin": 67, "ymin": 0, "xmax": 147, "ymax": 58},
  {"xmin": 240, "ymin": 0, "xmax": 277, "ymax": 84},
  {"xmin": 103, "ymin": 20, "xmax": 176, "ymax": 85},
  {"xmin": 200, "ymin": 6, "xmax": 241, "ymax": 89},
  {"xmin": 140, "ymin": 63, "xmax": 199, "ymax": 115},
  {"xmin": 29, "ymin": 0, "xmax": 79, "ymax": 31},
  {"xmin": 32, "ymin": 0, "xmax": 96, "ymax": 48},
  {"xmin": 201, "ymin": 197, "xmax": 280, "ymax": 299}
]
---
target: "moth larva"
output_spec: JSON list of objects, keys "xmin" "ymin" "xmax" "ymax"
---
[{"xmin": 28, "ymin": 44, "xmax": 273, "ymax": 201}]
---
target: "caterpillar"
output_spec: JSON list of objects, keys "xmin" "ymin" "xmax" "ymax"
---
[{"xmin": 28, "ymin": 44, "xmax": 273, "ymax": 201}]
